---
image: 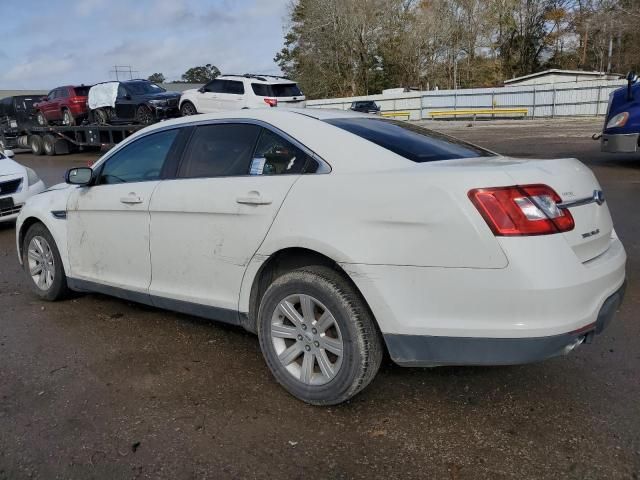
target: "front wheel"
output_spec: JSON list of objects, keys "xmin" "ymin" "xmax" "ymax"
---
[
  {"xmin": 22, "ymin": 223, "xmax": 70, "ymax": 301},
  {"xmin": 136, "ymin": 105, "xmax": 154, "ymax": 125},
  {"xmin": 258, "ymin": 266, "xmax": 383, "ymax": 405}
]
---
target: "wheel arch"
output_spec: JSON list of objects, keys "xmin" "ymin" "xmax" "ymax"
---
[
  {"xmin": 17, "ymin": 216, "xmax": 46, "ymax": 263},
  {"xmin": 242, "ymin": 247, "xmax": 382, "ymax": 341}
]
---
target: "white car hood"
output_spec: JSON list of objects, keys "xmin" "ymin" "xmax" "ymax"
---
[{"xmin": 0, "ymin": 157, "xmax": 25, "ymax": 177}]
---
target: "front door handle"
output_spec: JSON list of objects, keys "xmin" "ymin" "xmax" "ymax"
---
[
  {"xmin": 236, "ymin": 192, "xmax": 272, "ymax": 205},
  {"xmin": 120, "ymin": 194, "xmax": 143, "ymax": 205}
]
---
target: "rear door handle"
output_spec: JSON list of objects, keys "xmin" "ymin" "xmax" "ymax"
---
[
  {"xmin": 120, "ymin": 195, "xmax": 143, "ymax": 204},
  {"xmin": 236, "ymin": 192, "xmax": 272, "ymax": 205}
]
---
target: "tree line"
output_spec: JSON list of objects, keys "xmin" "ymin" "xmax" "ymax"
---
[
  {"xmin": 147, "ymin": 64, "xmax": 221, "ymax": 84},
  {"xmin": 275, "ymin": 0, "xmax": 640, "ymax": 99}
]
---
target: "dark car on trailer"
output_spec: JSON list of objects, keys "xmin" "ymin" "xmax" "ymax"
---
[
  {"xmin": 90, "ymin": 80, "xmax": 181, "ymax": 125},
  {"xmin": 0, "ymin": 95, "xmax": 39, "ymax": 150}
]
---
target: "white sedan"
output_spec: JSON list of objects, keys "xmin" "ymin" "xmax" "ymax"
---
[
  {"xmin": 15, "ymin": 109, "xmax": 626, "ymax": 405},
  {"xmin": 0, "ymin": 149, "xmax": 45, "ymax": 223}
]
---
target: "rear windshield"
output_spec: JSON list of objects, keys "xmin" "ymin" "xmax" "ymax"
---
[
  {"xmin": 251, "ymin": 83, "xmax": 303, "ymax": 97},
  {"xmin": 73, "ymin": 86, "xmax": 91, "ymax": 96},
  {"xmin": 324, "ymin": 118, "xmax": 494, "ymax": 162}
]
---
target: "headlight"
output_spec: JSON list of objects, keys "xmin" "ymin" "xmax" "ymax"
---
[
  {"xmin": 606, "ymin": 112, "xmax": 629, "ymax": 129},
  {"xmin": 149, "ymin": 99, "xmax": 167, "ymax": 107},
  {"xmin": 26, "ymin": 167, "xmax": 40, "ymax": 186}
]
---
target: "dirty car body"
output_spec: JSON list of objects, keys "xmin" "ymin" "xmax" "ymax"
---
[{"xmin": 15, "ymin": 109, "xmax": 626, "ymax": 404}]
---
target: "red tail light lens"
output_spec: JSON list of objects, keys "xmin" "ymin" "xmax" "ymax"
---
[
  {"xmin": 468, "ymin": 184, "xmax": 574, "ymax": 236},
  {"xmin": 264, "ymin": 97, "xmax": 278, "ymax": 107}
]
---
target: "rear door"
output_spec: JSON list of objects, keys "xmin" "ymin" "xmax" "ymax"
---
[
  {"xmin": 217, "ymin": 80, "xmax": 245, "ymax": 109},
  {"xmin": 115, "ymin": 84, "xmax": 136, "ymax": 120},
  {"xmin": 148, "ymin": 122, "xmax": 313, "ymax": 314}
]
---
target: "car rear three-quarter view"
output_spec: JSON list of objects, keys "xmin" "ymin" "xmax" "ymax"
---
[{"xmin": 15, "ymin": 109, "xmax": 626, "ymax": 405}]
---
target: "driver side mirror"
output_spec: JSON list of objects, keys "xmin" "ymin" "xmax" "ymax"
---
[
  {"xmin": 3, "ymin": 149, "xmax": 14, "ymax": 158},
  {"xmin": 198, "ymin": 87, "xmax": 206, "ymax": 93},
  {"xmin": 65, "ymin": 167, "xmax": 93, "ymax": 185}
]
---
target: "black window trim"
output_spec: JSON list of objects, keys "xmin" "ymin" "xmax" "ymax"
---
[{"xmin": 90, "ymin": 118, "xmax": 331, "ymax": 184}]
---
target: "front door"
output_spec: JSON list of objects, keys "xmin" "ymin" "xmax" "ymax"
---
[
  {"xmin": 148, "ymin": 123, "xmax": 314, "ymax": 314},
  {"xmin": 197, "ymin": 79, "xmax": 224, "ymax": 112},
  {"xmin": 66, "ymin": 128, "xmax": 180, "ymax": 293}
]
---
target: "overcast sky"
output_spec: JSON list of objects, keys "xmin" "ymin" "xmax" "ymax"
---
[{"xmin": 0, "ymin": 0, "xmax": 290, "ymax": 89}]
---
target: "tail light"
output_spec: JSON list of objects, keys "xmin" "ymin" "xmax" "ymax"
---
[
  {"xmin": 263, "ymin": 97, "xmax": 278, "ymax": 107},
  {"xmin": 468, "ymin": 184, "xmax": 574, "ymax": 236}
]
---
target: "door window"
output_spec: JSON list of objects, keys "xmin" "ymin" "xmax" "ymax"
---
[
  {"xmin": 223, "ymin": 80, "xmax": 245, "ymax": 95},
  {"xmin": 250, "ymin": 129, "xmax": 316, "ymax": 175},
  {"xmin": 117, "ymin": 84, "xmax": 129, "ymax": 98},
  {"xmin": 178, "ymin": 123, "xmax": 260, "ymax": 178},
  {"xmin": 98, "ymin": 129, "xmax": 179, "ymax": 184}
]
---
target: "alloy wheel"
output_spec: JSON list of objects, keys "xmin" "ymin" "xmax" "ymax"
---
[
  {"xmin": 27, "ymin": 236, "xmax": 55, "ymax": 291},
  {"xmin": 270, "ymin": 294, "xmax": 344, "ymax": 386}
]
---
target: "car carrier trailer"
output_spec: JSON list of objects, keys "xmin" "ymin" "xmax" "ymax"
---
[{"xmin": 0, "ymin": 124, "xmax": 147, "ymax": 156}]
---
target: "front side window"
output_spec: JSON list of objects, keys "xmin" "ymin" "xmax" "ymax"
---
[
  {"xmin": 178, "ymin": 123, "xmax": 261, "ymax": 178},
  {"xmin": 205, "ymin": 80, "xmax": 225, "ymax": 93},
  {"xmin": 98, "ymin": 129, "xmax": 179, "ymax": 184},
  {"xmin": 250, "ymin": 129, "xmax": 315, "ymax": 175},
  {"xmin": 324, "ymin": 118, "xmax": 494, "ymax": 162}
]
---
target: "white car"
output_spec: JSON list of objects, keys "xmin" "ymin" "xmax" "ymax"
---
[
  {"xmin": 15, "ymin": 109, "xmax": 626, "ymax": 405},
  {"xmin": 0, "ymin": 149, "xmax": 45, "ymax": 222},
  {"xmin": 179, "ymin": 74, "xmax": 306, "ymax": 115}
]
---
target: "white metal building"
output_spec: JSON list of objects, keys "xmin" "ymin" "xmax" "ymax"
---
[{"xmin": 503, "ymin": 69, "xmax": 619, "ymax": 86}]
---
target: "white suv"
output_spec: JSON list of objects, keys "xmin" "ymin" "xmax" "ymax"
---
[{"xmin": 179, "ymin": 74, "xmax": 306, "ymax": 115}]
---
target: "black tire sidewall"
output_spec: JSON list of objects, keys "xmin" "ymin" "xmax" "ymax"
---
[
  {"xmin": 22, "ymin": 223, "xmax": 68, "ymax": 301},
  {"xmin": 43, "ymin": 135, "xmax": 55, "ymax": 155},
  {"xmin": 258, "ymin": 269, "xmax": 368, "ymax": 405},
  {"xmin": 181, "ymin": 102, "xmax": 196, "ymax": 116},
  {"xmin": 62, "ymin": 109, "xmax": 75, "ymax": 126},
  {"xmin": 30, "ymin": 135, "xmax": 43, "ymax": 155}
]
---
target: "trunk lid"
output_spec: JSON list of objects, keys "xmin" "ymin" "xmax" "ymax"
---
[{"xmin": 452, "ymin": 156, "xmax": 612, "ymax": 263}]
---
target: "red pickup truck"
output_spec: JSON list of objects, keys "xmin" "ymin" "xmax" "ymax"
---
[{"xmin": 34, "ymin": 85, "xmax": 91, "ymax": 126}]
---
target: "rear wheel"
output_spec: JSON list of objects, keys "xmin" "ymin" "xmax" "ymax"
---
[
  {"xmin": 62, "ymin": 109, "xmax": 75, "ymax": 126},
  {"xmin": 35, "ymin": 111, "xmax": 48, "ymax": 126},
  {"xmin": 29, "ymin": 135, "xmax": 44, "ymax": 155},
  {"xmin": 180, "ymin": 101, "xmax": 197, "ymax": 116},
  {"xmin": 22, "ymin": 223, "xmax": 70, "ymax": 301},
  {"xmin": 42, "ymin": 134, "xmax": 56, "ymax": 156},
  {"xmin": 136, "ymin": 105, "xmax": 154, "ymax": 125},
  {"xmin": 258, "ymin": 266, "xmax": 383, "ymax": 405}
]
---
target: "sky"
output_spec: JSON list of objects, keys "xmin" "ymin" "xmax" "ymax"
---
[{"xmin": 0, "ymin": 0, "xmax": 290, "ymax": 89}]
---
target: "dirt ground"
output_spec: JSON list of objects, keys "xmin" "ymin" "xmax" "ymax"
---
[{"xmin": 1, "ymin": 117, "xmax": 638, "ymax": 479}]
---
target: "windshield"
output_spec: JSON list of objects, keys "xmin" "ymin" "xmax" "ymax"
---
[
  {"xmin": 251, "ymin": 83, "xmax": 303, "ymax": 97},
  {"xmin": 324, "ymin": 118, "xmax": 494, "ymax": 162},
  {"xmin": 125, "ymin": 82, "xmax": 166, "ymax": 95}
]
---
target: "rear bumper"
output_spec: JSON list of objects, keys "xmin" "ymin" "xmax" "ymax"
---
[
  {"xmin": 385, "ymin": 282, "xmax": 626, "ymax": 366},
  {"xmin": 601, "ymin": 132, "xmax": 639, "ymax": 153}
]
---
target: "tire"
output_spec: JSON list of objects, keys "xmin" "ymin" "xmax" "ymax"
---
[
  {"xmin": 35, "ymin": 111, "xmax": 48, "ymax": 126},
  {"xmin": 136, "ymin": 105, "xmax": 154, "ymax": 125},
  {"xmin": 257, "ymin": 265, "xmax": 383, "ymax": 405},
  {"xmin": 93, "ymin": 108, "xmax": 109, "ymax": 125},
  {"xmin": 42, "ymin": 134, "xmax": 56, "ymax": 156},
  {"xmin": 22, "ymin": 222, "xmax": 70, "ymax": 301},
  {"xmin": 180, "ymin": 101, "xmax": 197, "ymax": 116},
  {"xmin": 62, "ymin": 109, "xmax": 75, "ymax": 126},
  {"xmin": 29, "ymin": 135, "xmax": 44, "ymax": 155}
]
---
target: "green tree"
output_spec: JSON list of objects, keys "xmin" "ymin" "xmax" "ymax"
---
[
  {"xmin": 181, "ymin": 64, "xmax": 221, "ymax": 83},
  {"xmin": 147, "ymin": 72, "xmax": 166, "ymax": 83}
]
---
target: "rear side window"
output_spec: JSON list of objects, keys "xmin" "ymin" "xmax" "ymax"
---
[
  {"xmin": 251, "ymin": 83, "xmax": 271, "ymax": 97},
  {"xmin": 250, "ymin": 129, "xmax": 316, "ymax": 175},
  {"xmin": 99, "ymin": 129, "xmax": 179, "ymax": 184},
  {"xmin": 324, "ymin": 118, "xmax": 494, "ymax": 162},
  {"xmin": 73, "ymin": 86, "xmax": 91, "ymax": 96},
  {"xmin": 223, "ymin": 80, "xmax": 245, "ymax": 95},
  {"xmin": 178, "ymin": 123, "xmax": 260, "ymax": 178}
]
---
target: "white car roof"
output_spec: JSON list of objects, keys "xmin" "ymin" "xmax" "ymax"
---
[{"xmin": 218, "ymin": 75, "xmax": 299, "ymax": 85}]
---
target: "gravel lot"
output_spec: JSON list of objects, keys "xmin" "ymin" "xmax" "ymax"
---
[{"xmin": 1, "ymin": 117, "xmax": 638, "ymax": 479}]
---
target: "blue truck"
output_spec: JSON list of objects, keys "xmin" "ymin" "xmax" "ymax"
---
[{"xmin": 599, "ymin": 71, "xmax": 640, "ymax": 153}]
